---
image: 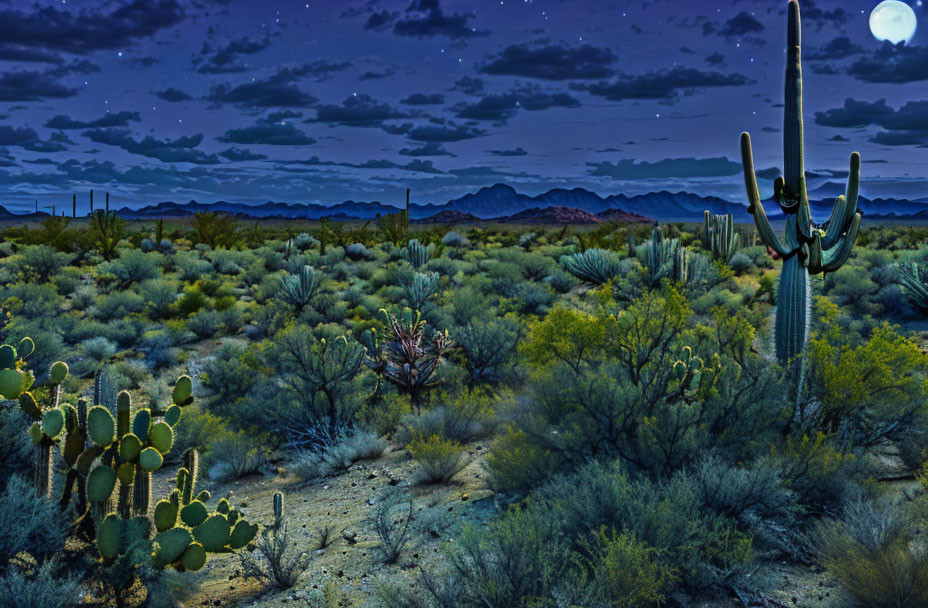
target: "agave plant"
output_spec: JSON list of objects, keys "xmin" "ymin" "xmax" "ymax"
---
[
  {"xmin": 364, "ymin": 309, "xmax": 453, "ymax": 407},
  {"xmin": 894, "ymin": 262, "xmax": 928, "ymax": 312},
  {"xmin": 559, "ymin": 248, "xmax": 622, "ymax": 285}
]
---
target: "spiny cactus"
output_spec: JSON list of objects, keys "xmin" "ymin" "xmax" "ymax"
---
[
  {"xmin": 894, "ymin": 262, "xmax": 928, "ymax": 311},
  {"xmin": 3, "ymin": 340, "xmax": 64, "ymax": 497},
  {"xmin": 740, "ymin": 0, "xmax": 861, "ymax": 365},
  {"xmin": 280, "ymin": 265, "xmax": 319, "ymax": 312},
  {"xmin": 560, "ymin": 248, "xmax": 622, "ymax": 285},
  {"xmin": 643, "ymin": 227, "xmax": 690, "ymax": 287},
  {"xmin": 404, "ymin": 271, "xmax": 440, "ymax": 311},
  {"xmin": 17, "ymin": 359, "xmax": 257, "ymax": 598},
  {"xmin": 364, "ymin": 309, "xmax": 453, "ymax": 408},
  {"xmin": 703, "ymin": 211, "xmax": 741, "ymax": 263},
  {"xmin": 406, "ymin": 239, "xmax": 434, "ymax": 269}
]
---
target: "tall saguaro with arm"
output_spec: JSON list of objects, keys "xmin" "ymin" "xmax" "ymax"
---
[{"xmin": 740, "ymin": 0, "xmax": 862, "ymax": 365}]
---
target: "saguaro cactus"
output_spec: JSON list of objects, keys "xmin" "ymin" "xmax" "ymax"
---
[{"xmin": 740, "ymin": 0, "xmax": 861, "ymax": 365}]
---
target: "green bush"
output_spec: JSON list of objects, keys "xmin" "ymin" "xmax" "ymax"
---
[{"xmin": 407, "ymin": 434, "xmax": 468, "ymax": 484}]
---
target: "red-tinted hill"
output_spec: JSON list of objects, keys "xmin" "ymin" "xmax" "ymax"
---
[
  {"xmin": 595, "ymin": 208, "xmax": 655, "ymax": 223},
  {"xmin": 416, "ymin": 209, "xmax": 481, "ymax": 223},
  {"xmin": 492, "ymin": 206, "xmax": 602, "ymax": 224}
]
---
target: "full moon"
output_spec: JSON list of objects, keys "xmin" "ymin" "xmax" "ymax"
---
[{"xmin": 870, "ymin": 0, "xmax": 918, "ymax": 44}]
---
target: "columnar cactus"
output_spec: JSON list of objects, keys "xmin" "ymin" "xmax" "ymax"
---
[
  {"xmin": 406, "ymin": 239, "xmax": 434, "ymax": 269},
  {"xmin": 560, "ymin": 248, "xmax": 622, "ymax": 285},
  {"xmin": 643, "ymin": 227, "xmax": 689, "ymax": 287},
  {"xmin": 703, "ymin": 211, "xmax": 741, "ymax": 263},
  {"xmin": 740, "ymin": 0, "xmax": 862, "ymax": 365},
  {"xmin": 280, "ymin": 265, "xmax": 319, "ymax": 312}
]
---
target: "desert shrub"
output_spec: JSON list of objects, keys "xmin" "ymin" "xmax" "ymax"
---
[
  {"xmin": 266, "ymin": 326, "xmax": 367, "ymax": 447},
  {"xmin": 239, "ymin": 492, "xmax": 311, "ymax": 589},
  {"xmin": 0, "ymin": 409, "xmax": 32, "ymax": 478},
  {"xmin": 582, "ymin": 529, "xmax": 677, "ymax": 607},
  {"xmin": 397, "ymin": 394, "xmax": 493, "ymax": 445},
  {"xmin": 0, "ymin": 560, "xmax": 82, "ymax": 608},
  {"xmin": 16, "ymin": 245, "xmax": 72, "ymax": 282},
  {"xmin": 92, "ymin": 290, "xmax": 145, "ymax": 319},
  {"xmin": 812, "ymin": 498, "xmax": 928, "ymax": 608},
  {"xmin": 100, "ymin": 249, "xmax": 161, "ymax": 285},
  {"xmin": 168, "ymin": 405, "xmax": 228, "ymax": 463},
  {"xmin": 805, "ymin": 300, "xmax": 928, "ymax": 446},
  {"xmin": 200, "ymin": 344, "xmax": 262, "ymax": 420},
  {"xmin": 205, "ymin": 429, "xmax": 271, "ymax": 481},
  {"xmin": 138, "ymin": 278, "xmax": 179, "ymax": 319},
  {"xmin": 187, "ymin": 309, "xmax": 222, "ymax": 339},
  {"xmin": 729, "ymin": 251, "xmax": 753, "ymax": 275},
  {"xmin": 0, "ymin": 476, "xmax": 68, "ymax": 567},
  {"xmin": 457, "ymin": 317, "xmax": 522, "ymax": 383},
  {"xmin": 408, "ymin": 434, "xmax": 468, "ymax": 484},
  {"xmin": 371, "ymin": 488, "xmax": 419, "ymax": 564},
  {"xmin": 291, "ymin": 429, "xmax": 387, "ymax": 479}
]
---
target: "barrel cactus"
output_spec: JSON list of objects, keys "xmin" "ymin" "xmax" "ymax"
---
[{"xmin": 740, "ymin": 0, "xmax": 862, "ymax": 365}]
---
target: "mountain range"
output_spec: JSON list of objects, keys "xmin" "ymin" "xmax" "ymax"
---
[{"xmin": 1, "ymin": 183, "xmax": 926, "ymax": 223}]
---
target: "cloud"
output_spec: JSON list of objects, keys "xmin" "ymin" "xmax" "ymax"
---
[
  {"xmin": 705, "ymin": 52, "xmax": 724, "ymax": 66},
  {"xmin": 219, "ymin": 121, "xmax": 316, "ymax": 146},
  {"xmin": 572, "ymin": 67, "xmax": 750, "ymax": 101},
  {"xmin": 353, "ymin": 158, "xmax": 444, "ymax": 174},
  {"xmin": 815, "ymin": 98, "xmax": 928, "ymax": 146},
  {"xmin": 0, "ymin": 125, "xmax": 69, "ymax": 152},
  {"xmin": 0, "ymin": 70, "xmax": 78, "ymax": 101},
  {"xmin": 488, "ymin": 147, "xmax": 528, "ymax": 156},
  {"xmin": 801, "ymin": 0, "xmax": 850, "ymax": 28},
  {"xmin": 478, "ymin": 42, "xmax": 616, "ymax": 80},
  {"xmin": 390, "ymin": 0, "xmax": 486, "ymax": 40},
  {"xmin": 718, "ymin": 12, "xmax": 764, "ymax": 38},
  {"xmin": 0, "ymin": 45, "xmax": 63, "ymax": 64},
  {"xmin": 84, "ymin": 129, "xmax": 221, "ymax": 164},
  {"xmin": 206, "ymin": 66, "xmax": 318, "ymax": 108},
  {"xmin": 403, "ymin": 120, "xmax": 485, "ymax": 142},
  {"xmin": 806, "ymin": 37, "xmax": 864, "ymax": 61},
  {"xmin": 45, "ymin": 111, "xmax": 141, "ymax": 130},
  {"xmin": 219, "ymin": 147, "xmax": 267, "ymax": 161},
  {"xmin": 311, "ymin": 94, "xmax": 408, "ymax": 127},
  {"xmin": 850, "ymin": 43, "xmax": 928, "ymax": 84},
  {"xmin": 399, "ymin": 142, "xmax": 453, "ymax": 157},
  {"xmin": 588, "ymin": 157, "xmax": 746, "ymax": 179},
  {"xmin": 453, "ymin": 86, "xmax": 580, "ymax": 123},
  {"xmin": 152, "ymin": 87, "xmax": 193, "ymax": 102},
  {"xmin": 401, "ymin": 92, "xmax": 445, "ymax": 105},
  {"xmin": 196, "ymin": 36, "xmax": 272, "ymax": 74},
  {"xmin": 364, "ymin": 10, "xmax": 399, "ymax": 31},
  {"xmin": 450, "ymin": 77, "xmax": 485, "ymax": 95},
  {"xmin": 360, "ymin": 68, "xmax": 396, "ymax": 80},
  {"xmin": 0, "ymin": 1, "xmax": 183, "ymax": 55}
]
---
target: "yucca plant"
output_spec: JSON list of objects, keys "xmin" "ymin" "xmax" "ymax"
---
[
  {"xmin": 702, "ymin": 211, "xmax": 740, "ymax": 263},
  {"xmin": 364, "ymin": 309, "xmax": 453, "ymax": 408},
  {"xmin": 280, "ymin": 265, "xmax": 319, "ymax": 312},
  {"xmin": 404, "ymin": 271, "xmax": 440, "ymax": 311},
  {"xmin": 89, "ymin": 210, "xmax": 123, "ymax": 261},
  {"xmin": 406, "ymin": 239, "xmax": 435, "ymax": 269},
  {"xmin": 643, "ymin": 227, "xmax": 689, "ymax": 287}
]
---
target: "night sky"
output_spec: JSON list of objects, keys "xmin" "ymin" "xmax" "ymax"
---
[{"xmin": 0, "ymin": 0, "xmax": 926, "ymax": 213}]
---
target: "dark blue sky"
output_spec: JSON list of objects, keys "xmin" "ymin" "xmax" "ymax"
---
[{"xmin": 0, "ymin": 0, "xmax": 926, "ymax": 212}]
